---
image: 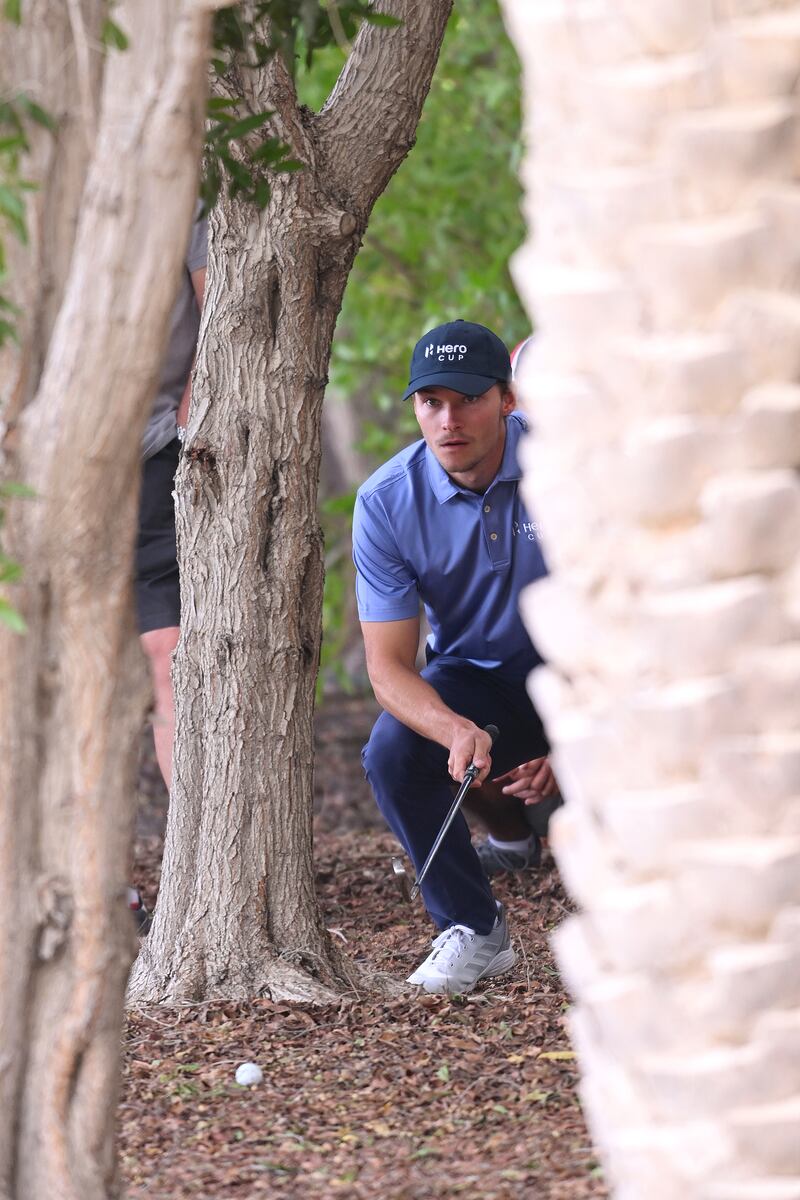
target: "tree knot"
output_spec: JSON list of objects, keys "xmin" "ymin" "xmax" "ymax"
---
[
  {"xmin": 185, "ymin": 443, "xmax": 220, "ymax": 504},
  {"xmin": 185, "ymin": 444, "xmax": 218, "ymax": 473},
  {"xmin": 36, "ymin": 875, "xmax": 73, "ymax": 961},
  {"xmin": 338, "ymin": 212, "xmax": 357, "ymax": 237},
  {"xmin": 316, "ymin": 206, "xmax": 360, "ymax": 243}
]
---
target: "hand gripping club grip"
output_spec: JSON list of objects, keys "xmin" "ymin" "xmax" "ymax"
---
[{"xmin": 409, "ymin": 724, "xmax": 499, "ymax": 902}]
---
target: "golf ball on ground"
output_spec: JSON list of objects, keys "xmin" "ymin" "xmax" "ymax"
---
[{"xmin": 235, "ymin": 1062, "xmax": 263, "ymax": 1086}]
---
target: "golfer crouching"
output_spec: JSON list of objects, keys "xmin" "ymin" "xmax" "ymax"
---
[{"xmin": 354, "ymin": 320, "xmax": 560, "ymax": 994}]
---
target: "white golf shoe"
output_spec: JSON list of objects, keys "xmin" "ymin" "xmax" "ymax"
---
[{"xmin": 407, "ymin": 903, "xmax": 515, "ymax": 994}]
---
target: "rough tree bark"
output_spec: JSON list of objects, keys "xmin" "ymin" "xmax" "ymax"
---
[
  {"xmin": 0, "ymin": 2, "xmax": 219, "ymax": 1197},
  {"xmin": 129, "ymin": 0, "xmax": 454, "ymax": 1003},
  {"xmin": 503, "ymin": 1, "xmax": 800, "ymax": 1196}
]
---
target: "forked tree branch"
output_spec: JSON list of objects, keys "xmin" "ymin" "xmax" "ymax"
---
[
  {"xmin": 213, "ymin": 12, "xmax": 305, "ymax": 143},
  {"xmin": 312, "ymin": 0, "xmax": 453, "ymax": 215}
]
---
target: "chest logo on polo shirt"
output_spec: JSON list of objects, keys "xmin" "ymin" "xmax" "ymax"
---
[
  {"xmin": 513, "ymin": 520, "xmax": 543, "ymax": 542},
  {"xmin": 424, "ymin": 342, "xmax": 467, "ymax": 362}
]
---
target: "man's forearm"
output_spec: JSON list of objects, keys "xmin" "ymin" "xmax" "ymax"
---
[{"xmin": 369, "ymin": 659, "xmax": 474, "ymax": 750}]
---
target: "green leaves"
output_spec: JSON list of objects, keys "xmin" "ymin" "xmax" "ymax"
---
[
  {"xmin": 217, "ymin": 111, "xmax": 274, "ymax": 141},
  {"xmin": 0, "ymin": 183, "xmax": 27, "ymax": 242},
  {"xmin": 0, "ymin": 482, "xmax": 36, "ymax": 500},
  {"xmin": 101, "ymin": 0, "xmax": 130, "ymax": 51},
  {"xmin": 0, "ymin": 94, "xmax": 54, "ymax": 237},
  {"xmin": 363, "ymin": 12, "xmax": 401, "ymax": 28},
  {"xmin": 101, "ymin": 17, "xmax": 130, "ymax": 51},
  {"xmin": 0, "ymin": 318, "xmax": 18, "ymax": 346},
  {"xmin": 3, "ymin": 0, "xmax": 21, "ymax": 24},
  {"xmin": 317, "ymin": 1, "xmax": 528, "ymax": 692},
  {"xmin": 202, "ymin": 100, "xmax": 301, "ymax": 210},
  {"xmin": 0, "ymin": 91, "xmax": 55, "ymax": 344},
  {"xmin": 0, "ymin": 596, "xmax": 26, "ymax": 633},
  {"xmin": 14, "ymin": 94, "xmax": 57, "ymax": 131},
  {"xmin": 203, "ymin": 2, "xmax": 402, "ymax": 214},
  {"xmin": 207, "ymin": 97, "xmax": 238, "ymax": 114},
  {"xmin": 330, "ymin": 0, "xmax": 528, "ymax": 405},
  {"xmin": 0, "ymin": 556, "xmax": 22, "ymax": 585},
  {"xmin": 212, "ymin": 2, "xmax": 400, "ymax": 78},
  {"xmin": 0, "ymin": 482, "xmax": 35, "ymax": 635}
]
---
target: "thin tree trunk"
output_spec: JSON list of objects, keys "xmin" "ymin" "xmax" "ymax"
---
[
  {"xmin": 130, "ymin": 0, "xmax": 454, "ymax": 1003},
  {"xmin": 0, "ymin": 0, "xmax": 104, "ymax": 425},
  {"xmin": 0, "ymin": 2, "xmax": 217, "ymax": 1196},
  {"xmin": 502, "ymin": 0, "xmax": 800, "ymax": 1195}
]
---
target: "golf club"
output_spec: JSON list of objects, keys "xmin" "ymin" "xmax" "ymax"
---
[
  {"xmin": 391, "ymin": 855, "xmax": 412, "ymax": 902},
  {"xmin": 407, "ymin": 723, "xmax": 499, "ymax": 902}
]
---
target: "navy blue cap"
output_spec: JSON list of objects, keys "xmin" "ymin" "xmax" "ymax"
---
[{"xmin": 402, "ymin": 320, "xmax": 512, "ymax": 401}]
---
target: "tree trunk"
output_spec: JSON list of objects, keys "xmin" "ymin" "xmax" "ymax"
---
[
  {"xmin": 129, "ymin": 0, "xmax": 454, "ymax": 1003},
  {"xmin": 503, "ymin": 0, "xmax": 800, "ymax": 1195},
  {"xmin": 0, "ymin": 0, "xmax": 104, "ymax": 425},
  {"xmin": 0, "ymin": 2, "xmax": 217, "ymax": 1196}
]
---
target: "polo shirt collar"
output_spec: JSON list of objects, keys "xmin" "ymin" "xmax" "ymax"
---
[
  {"xmin": 425, "ymin": 444, "xmax": 460, "ymax": 503},
  {"xmin": 495, "ymin": 414, "xmax": 523, "ymax": 484},
  {"xmin": 424, "ymin": 414, "xmax": 524, "ymax": 504}
]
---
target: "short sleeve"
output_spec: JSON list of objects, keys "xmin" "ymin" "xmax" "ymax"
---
[
  {"xmin": 186, "ymin": 208, "xmax": 208, "ymax": 273},
  {"xmin": 352, "ymin": 491, "xmax": 420, "ymax": 621}
]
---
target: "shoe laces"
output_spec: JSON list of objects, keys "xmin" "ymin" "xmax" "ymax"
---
[{"xmin": 428, "ymin": 924, "xmax": 475, "ymax": 967}]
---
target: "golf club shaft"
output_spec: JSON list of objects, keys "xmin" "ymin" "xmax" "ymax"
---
[{"xmin": 409, "ymin": 724, "xmax": 499, "ymax": 902}]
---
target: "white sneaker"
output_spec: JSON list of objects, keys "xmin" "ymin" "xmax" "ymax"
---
[{"xmin": 407, "ymin": 903, "xmax": 515, "ymax": 994}]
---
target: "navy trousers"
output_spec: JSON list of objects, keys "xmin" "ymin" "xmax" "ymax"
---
[{"xmin": 362, "ymin": 655, "xmax": 549, "ymax": 935}]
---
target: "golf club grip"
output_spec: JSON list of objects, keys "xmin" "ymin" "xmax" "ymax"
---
[{"xmin": 464, "ymin": 724, "xmax": 499, "ymax": 783}]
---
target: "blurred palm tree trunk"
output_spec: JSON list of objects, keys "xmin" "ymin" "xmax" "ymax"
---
[{"xmin": 502, "ymin": 1, "xmax": 800, "ymax": 1195}]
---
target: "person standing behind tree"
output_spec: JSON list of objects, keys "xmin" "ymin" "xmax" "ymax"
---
[
  {"xmin": 354, "ymin": 320, "xmax": 560, "ymax": 994},
  {"xmin": 136, "ymin": 209, "xmax": 206, "ymax": 782},
  {"xmin": 128, "ymin": 209, "xmax": 206, "ymax": 929}
]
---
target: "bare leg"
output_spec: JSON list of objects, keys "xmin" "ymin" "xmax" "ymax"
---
[
  {"xmin": 462, "ymin": 778, "xmax": 531, "ymax": 840},
  {"xmin": 139, "ymin": 625, "xmax": 179, "ymax": 791}
]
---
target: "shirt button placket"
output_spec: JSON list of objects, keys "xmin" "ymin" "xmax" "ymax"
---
[{"xmin": 482, "ymin": 493, "xmax": 503, "ymax": 567}]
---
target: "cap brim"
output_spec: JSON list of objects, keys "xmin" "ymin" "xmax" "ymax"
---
[{"xmin": 401, "ymin": 371, "xmax": 501, "ymax": 401}]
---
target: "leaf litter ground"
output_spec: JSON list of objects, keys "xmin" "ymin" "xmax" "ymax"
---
[{"xmin": 122, "ymin": 698, "xmax": 607, "ymax": 1199}]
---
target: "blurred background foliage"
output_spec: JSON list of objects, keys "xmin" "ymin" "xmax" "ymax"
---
[{"xmin": 296, "ymin": 0, "xmax": 528, "ymax": 692}]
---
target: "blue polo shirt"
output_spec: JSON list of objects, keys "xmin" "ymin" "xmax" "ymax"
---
[{"xmin": 353, "ymin": 412, "xmax": 547, "ymax": 679}]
